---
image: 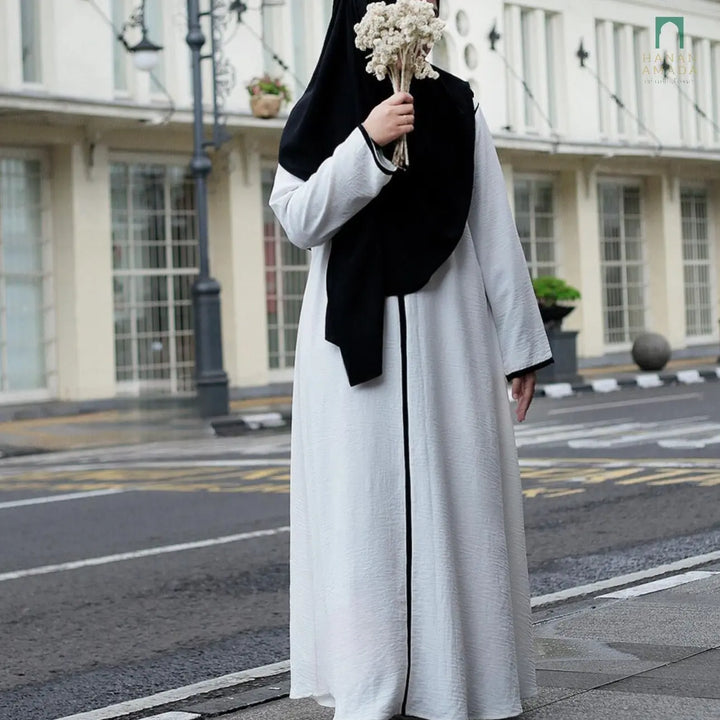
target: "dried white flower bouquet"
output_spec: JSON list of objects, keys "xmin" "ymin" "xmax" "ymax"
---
[{"xmin": 355, "ymin": 0, "xmax": 445, "ymax": 168}]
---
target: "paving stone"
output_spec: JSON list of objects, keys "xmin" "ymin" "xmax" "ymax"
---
[
  {"xmin": 605, "ymin": 674, "xmax": 720, "ymax": 699},
  {"xmin": 534, "ymin": 637, "xmax": 700, "ymax": 675},
  {"xmin": 536, "ymin": 669, "xmax": 623, "ymax": 690},
  {"xmin": 535, "ymin": 602, "xmax": 720, "ymax": 647},
  {"xmin": 521, "ymin": 689, "xmax": 720, "ymax": 719}
]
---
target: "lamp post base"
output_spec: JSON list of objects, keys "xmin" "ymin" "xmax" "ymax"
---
[{"xmin": 193, "ymin": 277, "xmax": 229, "ymax": 418}]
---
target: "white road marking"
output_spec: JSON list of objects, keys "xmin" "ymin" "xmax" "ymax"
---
[
  {"xmin": 597, "ymin": 570, "xmax": 719, "ymax": 599},
  {"xmin": 547, "ymin": 392, "xmax": 703, "ymax": 415},
  {"xmin": 659, "ymin": 434, "xmax": 720, "ymax": 449},
  {"xmin": 136, "ymin": 714, "xmax": 200, "ymax": 720},
  {"xmin": 0, "ymin": 489, "xmax": 126, "ymax": 510},
  {"xmin": 532, "ymin": 549, "xmax": 720, "ymax": 607},
  {"xmin": 515, "ymin": 422, "xmax": 644, "ymax": 447},
  {"xmin": 0, "ymin": 458, "xmax": 290, "ymax": 478},
  {"xmin": 568, "ymin": 422, "xmax": 720, "ymax": 448},
  {"xmin": 0, "ymin": 526, "xmax": 290, "ymax": 583},
  {"xmin": 53, "ymin": 660, "xmax": 289, "ymax": 720}
]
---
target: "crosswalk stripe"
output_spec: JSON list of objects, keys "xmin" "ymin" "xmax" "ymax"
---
[
  {"xmin": 514, "ymin": 417, "xmax": 720, "ymax": 448},
  {"xmin": 569, "ymin": 422, "xmax": 720, "ymax": 448},
  {"xmin": 516, "ymin": 423, "xmax": 644, "ymax": 446}
]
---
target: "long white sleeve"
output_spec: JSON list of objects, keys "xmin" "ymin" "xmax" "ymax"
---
[
  {"xmin": 269, "ymin": 126, "xmax": 397, "ymax": 250},
  {"xmin": 468, "ymin": 106, "xmax": 552, "ymax": 378}
]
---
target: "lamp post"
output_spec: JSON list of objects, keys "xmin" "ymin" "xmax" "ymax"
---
[
  {"xmin": 119, "ymin": 0, "xmax": 289, "ymax": 417},
  {"xmin": 185, "ymin": 0, "xmax": 230, "ymax": 418},
  {"xmin": 120, "ymin": 0, "xmax": 230, "ymax": 417}
]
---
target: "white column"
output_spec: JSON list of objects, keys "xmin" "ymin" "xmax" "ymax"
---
[
  {"xmin": 696, "ymin": 38, "xmax": 713, "ymax": 147},
  {"xmin": 677, "ymin": 37, "xmax": 694, "ymax": 146},
  {"xmin": 505, "ymin": 4, "xmax": 524, "ymax": 133},
  {"xmin": 712, "ymin": 180, "xmax": 720, "ymax": 341},
  {"xmin": 643, "ymin": 174, "xmax": 685, "ymax": 347},
  {"xmin": 557, "ymin": 168, "xmax": 605, "ymax": 358},
  {"xmin": 596, "ymin": 20, "xmax": 614, "ymax": 139},
  {"xmin": 623, "ymin": 24, "xmax": 638, "ymax": 141},
  {"xmin": 0, "ymin": 0, "xmax": 22, "ymax": 87},
  {"xmin": 533, "ymin": 9, "xmax": 550, "ymax": 137},
  {"xmin": 51, "ymin": 143, "xmax": 116, "ymax": 400},
  {"xmin": 208, "ymin": 137, "xmax": 270, "ymax": 389},
  {"xmin": 713, "ymin": 44, "xmax": 720, "ymax": 146}
]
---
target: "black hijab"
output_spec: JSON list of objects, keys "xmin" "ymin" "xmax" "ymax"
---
[{"xmin": 278, "ymin": 0, "xmax": 475, "ymax": 387}]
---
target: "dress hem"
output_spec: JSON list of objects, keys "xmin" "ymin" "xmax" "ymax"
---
[{"xmin": 288, "ymin": 689, "xmax": 533, "ymax": 720}]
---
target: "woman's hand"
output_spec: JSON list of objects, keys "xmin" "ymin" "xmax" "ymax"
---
[
  {"xmin": 362, "ymin": 92, "xmax": 414, "ymax": 147},
  {"xmin": 511, "ymin": 371, "xmax": 536, "ymax": 423}
]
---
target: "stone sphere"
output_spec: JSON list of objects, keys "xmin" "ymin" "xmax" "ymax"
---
[{"xmin": 631, "ymin": 333, "xmax": 671, "ymax": 371}]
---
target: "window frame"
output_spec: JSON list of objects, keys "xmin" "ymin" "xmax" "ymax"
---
[
  {"xmin": 109, "ymin": 153, "xmax": 199, "ymax": 396},
  {"xmin": 680, "ymin": 184, "xmax": 716, "ymax": 343},
  {"xmin": 0, "ymin": 147, "xmax": 55, "ymax": 403},
  {"xmin": 513, "ymin": 173, "xmax": 559, "ymax": 280},
  {"xmin": 597, "ymin": 178, "xmax": 647, "ymax": 349}
]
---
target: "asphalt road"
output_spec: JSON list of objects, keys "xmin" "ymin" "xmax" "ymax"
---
[{"xmin": 1, "ymin": 381, "xmax": 719, "ymax": 719}]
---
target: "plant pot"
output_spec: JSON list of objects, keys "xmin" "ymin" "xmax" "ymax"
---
[
  {"xmin": 536, "ymin": 329, "xmax": 582, "ymax": 385},
  {"xmin": 250, "ymin": 93, "xmax": 282, "ymax": 119},
  {"xmin": 539, "ymin": 303, "xmax": 575, "ymax": 332}
]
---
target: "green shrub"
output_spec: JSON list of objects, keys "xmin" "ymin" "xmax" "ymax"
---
[{"xmin": 532, "ymin": 276, "xmax": 581, "ymax": 305}]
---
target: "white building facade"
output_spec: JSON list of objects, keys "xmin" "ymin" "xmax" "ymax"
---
[{"xmin": 0, "ymin": 0, "xmax": 718, "ymax": 403}]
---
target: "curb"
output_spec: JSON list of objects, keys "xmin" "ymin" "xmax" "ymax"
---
[
  {"xmin": 536, "ymin": 367, "xmax": 720, "ymax": 399},
  {"xmin": 212, "ymin": 368, "xmax": 720, "ymax": 434},
  {"xmin": 211, "ymin": 410, "xmax": 292, "ymax": 436}
]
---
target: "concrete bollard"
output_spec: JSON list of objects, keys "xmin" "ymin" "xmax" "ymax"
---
[{"xmin": 631, "ymin": 333, "xmax": 671, "ymax": 371}]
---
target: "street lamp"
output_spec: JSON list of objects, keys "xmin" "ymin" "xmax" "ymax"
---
[
  {"xmin": 120, "ymin": 0, "xmax": 290, "ymax": 417},
  {"xmin": 184, "ymin": 0, "xmax": 230, "ymax": 418},
  {"xmin": 117, "ymin": 0, "xmax": 163, "ymax": 72}
]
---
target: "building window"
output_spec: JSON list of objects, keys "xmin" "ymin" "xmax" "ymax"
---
[
  {"xmin": 598, "ymin": 182, "xmax": 645, "ymax": 345},
  {"xmin": 21, "ymin": 0, "xmax": 41, "ymax": 83},
  {"xmin": 612, "ymin": 24, "xmax": 625, "ymax": 135},
  {"xmin": 504, "ymin": 5, "xmax": 559, "ymax": 135},
  {"xmin": 596, "ymin": 20, "xmax": 647, "ymax": 138},
  {"xmin": 145, "ymin": 0, "xmax": 165, "ymax": 92},
  {"xmin": 520, "ymin": 9, "xmax": 534, "ymax": 129},
  {"xmin": 262, "ymin": 169, "xmax": 309, "ymax": 371},
  {"xmin": 111, "ymin": 163, "xmax": 197, "ymax": 394},
  {"xmin": 112, "ymin": 0, "xmax": 128, "ymax": 92},
  {"xmin": 514, "ymin": 178, "xmax": 556, "ymax": 278},
  {"xmin": 682, "ymin": 188, "xmax": 713, "ymax": 337},
  {"xmin": 291, "ymin": 0, "xmax": 309, "ymax": 96},
  {"xmin": 545, "ymin": 13, "xmax": 557, "ymax": 128},
  {"xmin": 632, "ymin": 28, "xmax": 646, "ymax": 136},
  {"xmin": 322, "ymin": 0, "xmax": 333, "ymax": 26},
  {"xmin": 0, "ymin": 157, "xmax": 50, "ymax": 392},
  {"xmin": 712, "ymin": 42, "xmax": 720, "ymax": 144}
]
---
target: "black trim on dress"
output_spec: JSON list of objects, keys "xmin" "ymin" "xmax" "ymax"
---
[
  {"xmin": 506, "ymin": 357, "xmax": 554, "ymax": 381},
  {"xmin": 358, "ymin": 124, "xmax": 396, "ymax": 176},
  {"xmin": 398, "ymin": 295, "xmax": 413, "ymax": 716}
]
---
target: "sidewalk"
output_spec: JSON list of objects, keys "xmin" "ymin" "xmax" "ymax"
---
[
  {"xmin": 178, "ymin": 566, "xmax": 720, "ymax": 720},
  {"xmin": 0, "ymin": 356, "xmax": 716, "ymax": 455}
]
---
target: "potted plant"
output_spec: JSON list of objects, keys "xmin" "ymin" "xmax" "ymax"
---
[
  {"xmin": 532, "ymin": 276, "xmax": 581, "ymax": 331},
  {"xmin": 532, "ymin": 276, "xmax": 582, "ymax": 384},
  {"xmin": 246, "ymin": 74, "xmax": 291, "ymax": 119}
]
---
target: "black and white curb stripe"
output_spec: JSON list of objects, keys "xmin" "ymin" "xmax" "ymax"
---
[
  {"xmin": 536, "ymin": 367, "xmax": 720, "ymax": 399},
  {"xmin": 212, "ymin": 410, "xmax": 291, "ymax": 435}
]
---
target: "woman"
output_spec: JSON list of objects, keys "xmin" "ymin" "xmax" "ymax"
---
[{"xmin": 269, "ymin": 1, "xmax": 552, "ymax": 718}]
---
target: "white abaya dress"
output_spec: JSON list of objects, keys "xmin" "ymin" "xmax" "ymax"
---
[{"xmin": 270, "ymin": 105, "xmax": 552, "ymax": 720}]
